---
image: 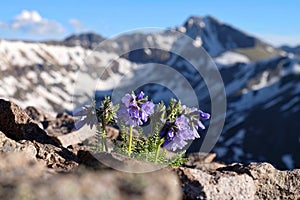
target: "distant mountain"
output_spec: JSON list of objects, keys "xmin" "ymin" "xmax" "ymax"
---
[
  {"xmin": 60, "ymin": 16, "xmax": 283, "ymax": 63},
  {"xmin": 118, "ymin": 15, "xmax": 284, "ymax": 64},
  {"xmin": 63, "ymin": 33, "xmax": 105, "ymax": 49},
  {"xmin": 280, "ymin": 45, "xmax": 300, "ymax": 56},
  {"xmin": 0, "ymin": 15, "xmax": 299, "ymax": 169},
  {"xmin": 181, "ymin": 16, "xmax": 256, "ymax": 56},
  {"xmin": 180, "ymin": 16, "xmax": 283, "ymax": 60}
]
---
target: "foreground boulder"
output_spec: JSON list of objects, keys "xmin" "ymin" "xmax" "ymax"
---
[
  {"xmin": 0, "ymin": 99, "xmax": 58, "ymax": 145},
  {"xmin": 177, "ymin": 161, "xmax": 300, "ymax": 200},
  {"xmin": 0, "ymin": 99, "xmax": 299, "ymax": 200},
  {"xmin": 25, "ymin": 106, "xmax": 75, "ymax": 137}
]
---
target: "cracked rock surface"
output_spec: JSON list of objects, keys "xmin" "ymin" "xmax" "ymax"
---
[{"xmin": 0, "ymin": 99, "xmax": 299, "ymax": 200}]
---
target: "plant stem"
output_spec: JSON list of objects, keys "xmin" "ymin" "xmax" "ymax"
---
[
  {"xmin": 101, "ymin": 120, "xmax": 108, "ymax": 152},
  {"xmin": 128, "ymin": 125, "xmax": 133, "ymax": 156},
  {"xmin": 154, "ymin": 139, "xmax": 164, "ymax": 163}
]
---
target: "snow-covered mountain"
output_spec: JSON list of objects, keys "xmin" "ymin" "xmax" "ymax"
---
[
  {"xmin": 280, "ymin": 45, "xmax": 300, "ymax": 54},
  {"xmin": 280, "ymin": 45, "xmax": 300, "ymax": 61},
  {"xmin": 0, "ymin": 15, "xmax": 299, "ymax": 169}
]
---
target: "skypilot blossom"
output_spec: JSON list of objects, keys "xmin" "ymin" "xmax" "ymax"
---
[
  {"xmin": 160, "ymin": 115, "xmax": 197, "ymax": 151},
  {"xmin": 159, "ymin": 103, "xmax": 210, "ymax": 151},
  {"xmin": 199, "ymin": 110, "xmax": 210, "ymax": 119},
  {"xmin": 118, "ymin": 91, "xmax": 155, "ymax": 127}
]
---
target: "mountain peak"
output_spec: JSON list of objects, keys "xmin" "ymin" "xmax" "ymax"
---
[
  {"xmin": 184, "ymin": 15, "xmax": 220, "ymax": 28},
  {"xmin": 181, "ymin": 15, "xmax": 256, "ymax": 56}
]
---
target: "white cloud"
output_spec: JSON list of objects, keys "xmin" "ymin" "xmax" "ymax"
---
[
  {"xmin": 6, "ymin": 10, "xmax": 65, "ymax": 36},
  {"xmin": 69, "ymin": 18, "xmax": 88, "ymax": 33},
  {"xmin": 255, "ymin": 33, "xmax": 300, "ymax": 47}
]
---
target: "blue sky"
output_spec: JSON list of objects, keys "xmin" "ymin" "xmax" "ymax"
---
[{"xmin": 0, "ymin": 0, "xmax": 299, "ymax": 46}]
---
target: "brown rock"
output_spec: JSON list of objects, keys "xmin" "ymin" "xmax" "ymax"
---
[
  {"xmin": 0, "ymin": 99, "xmax": 59, "ymax": 145},
  {"xmin": 247, "ymin": 162, "xmax": 300, "ymax": 200},
  {"xmin": 0, "ymin": 151, "xmax": 52, "ymax": 183},
  {"xmin": 78, "ymin": 151, "xmax": 165, "ymax": 173},
  {"xmin": 0, "ymin": 131, "xmax": 78, "ymax": 171},
  {"xmin": 185, "ymin": 152, "xmax": 226, "ymax": 171},
  {"xmin": 0, "ymin": 133, "xmax": 181, "ymax": 200},
  {"xmin": 0, "ymin": 168, "xmax": 182, "ymax": 200},
  {"xmin": 44, "ymin": 112, "xmax": 75, "ymax": 137},
  {"xmin": 33, "ymin": 141, "xmax": 78, "ymax": 170},
  {"xmin": 25, "ymin": 107, "xmax": 76, "ymax": 137},
  {"xmin": 0, "ymin": 132, "xmax": 36, "ymax": 158},
  {"xmin": 25, "ymin": 106, "xmax": 53, "ymax": 122}
]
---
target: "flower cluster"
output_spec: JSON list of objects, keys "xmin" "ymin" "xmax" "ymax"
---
[
  {"xmin": 118, "ymin": 91, "xmax": 155, "ymax": 127},
  {"xmin": 159, "ymin": 100, "xmax": 210, "ymax": 151},
  {"xmin": 73, "ymin": 92, "xmax": 210, "ymax": 165}
]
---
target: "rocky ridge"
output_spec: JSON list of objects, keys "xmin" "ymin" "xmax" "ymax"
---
[{"xmin": 0, "ymin": 99, "xmax": 299, "ymax": 200}]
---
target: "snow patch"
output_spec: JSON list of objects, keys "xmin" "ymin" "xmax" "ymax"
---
[
  {"xmin": 214, "ymin": 51, "xmax": 250, "ymax": 65},
  {"xmin": 193, "ymin": 36, "xmax": 202, "ymax": 47}
]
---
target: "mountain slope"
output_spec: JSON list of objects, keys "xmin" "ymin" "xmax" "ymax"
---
[
  {"xmin": 0, "ymin": 15, "xmax": 299, "ymax": 169},
  {"xmin": 280, "ymin": 45, "xmax": 300, "ymax": 56}
]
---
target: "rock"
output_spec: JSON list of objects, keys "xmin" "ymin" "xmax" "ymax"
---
[
  {"xmin": 44, "ymin": 112, "xmax": 76, "ymax": 137},
  {"xmin": 1, "ymin": 99, "xmax": 300, "ymax": 200},
  {"xmin": 78, "ymin": 150, "xmax": 164, "ymax": 173},
  {"xmin": 33, "ymin": 141, "xmax": 78, "ymax": 170},
  {"xmin": 56, "ymin": 125, "xmax": 119, "ymax": 148},
  {"xmin": 0, "ymin": 132, "xmax": 56, "ymax": 185},
  {"xmin": 77, "ymin": 150, "xmax": 111, "ymax": 170},
  {"xmin": 0, "ymin": 132, "xmax": 36, "ymax": 159},
  {"xmin": 0, "ymin": 132, "xmax": 181, "ymax": 200},
  {"xmin": 176, "ymin": 167, "xmax": 256, "ymax": 200},
  {"xmin": 0, "ymin": 99, "xmax": 59, "ymax": 145},
  {"xmin": 0, "ymin": 151, "xmax": 53, "ymax": 183},
  {"xmin": 178, "ymin": 162, "xmax": 300, "ymax": 200},
  {"xmin": 0, "ymin": 130, "xmax": 78, "ymax": 171},
  {"xmin": 0, "ymin": 168, "xmax": 182, "ymax": 200},
  {"xmin": 25, "ymin": 105, "xmax": 119, "ymax": 147},
  {"xmin": 185, "ymin": 152, "xmax": 226, "ymax": 171},
  {"xmin": 25, "ymin": 107, "xmax": 76, "ymax": 137},
  {"xmin": 25, "ymin": 106, "xmax": 53, "ymax": 122},
  {"xmin": 247, "ymin": 162, "xmax": 300, "ymax": 200}
]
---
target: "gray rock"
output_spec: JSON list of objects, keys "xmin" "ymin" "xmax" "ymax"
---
[
  {"xmin": 176, "ymin": 167, "xmax": 256, "ymax": 200},
  {"xmin": 178, "ymin": 162, "xmax": 300, "ymax": 200}
]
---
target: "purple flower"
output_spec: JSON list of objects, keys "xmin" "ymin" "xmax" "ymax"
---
[
  {"xmin": 136, "ymin": 91, "xmax": 144, "ymax": 100},
  {"xmin": 140, "ymin": 101, "xmax": 155, "ymax": 121},
  {"xmin": 194, "ymin": 110, "xmax": 210, "ymax": 130},
  {"xmin": 165, "ymin": 135, "xmax": 188, "ymax": 151},
  {"xmin": 160, "ymin": 113, "xmax": 205, "ymax": 151},
  {"xmin": 74, "ymin": 101, "xmax": 98, "ymax": 130},
  {"xmin": 175, "ymin": 115, "xmax": 190, "ymax": 131},
  {"xmin": 118, "ymin": 91, "xmax": 155, "ymax": 127},
  {"xmin": 121, "ymin": 93, "xmax": 136, "ymax": 107},
  {"xmin": 199, "ymin": 110, "xmax": 210, "ymax": 120}
]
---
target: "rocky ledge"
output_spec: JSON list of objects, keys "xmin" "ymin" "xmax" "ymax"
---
[{"xmin": 0, "ymin": 99, "xmax": 299, "ymax": 200}]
